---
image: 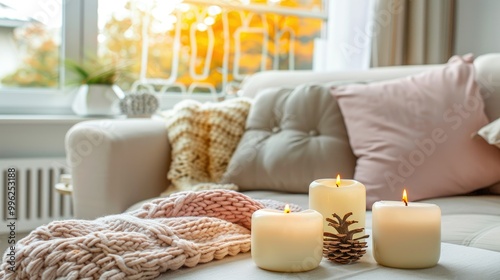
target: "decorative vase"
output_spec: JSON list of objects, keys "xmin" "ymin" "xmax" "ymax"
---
[
  {"xmin": 119, "ymin": 91, "xmax": 159, "ymax": 118},
  {"xmin": 72, "ymin": 84, "xmax": 125, "ymax": 116}
]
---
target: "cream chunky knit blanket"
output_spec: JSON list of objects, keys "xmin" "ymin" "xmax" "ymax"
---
[
  {"xmin": 0, "ymin": 190, "xmax": 301, "ymax": 279},
  {"xmin": 160, "ymin": 98, "xmax": 252, "ymax": 195}
]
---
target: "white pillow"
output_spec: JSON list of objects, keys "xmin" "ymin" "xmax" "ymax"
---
[
  {"xmin": 478, "ymin": 118, "xmax": 500, "ymax": 148},
  {"xmin": 477, "ymin": 118, "xmax": 500, "ymax": 194}
]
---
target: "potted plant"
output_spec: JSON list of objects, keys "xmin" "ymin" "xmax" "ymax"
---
[{"xmin": 66, "ymin": 57, "xmax": 128, "ymax": 116}]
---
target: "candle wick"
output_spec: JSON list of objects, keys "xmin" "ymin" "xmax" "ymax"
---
[
  {"xmin": 404, "ymin": 200, "xmax": 408, "ymax": 206},
  {"xmin": 336, "ymin": 183, "xmax": 339, "ymax": 188}
]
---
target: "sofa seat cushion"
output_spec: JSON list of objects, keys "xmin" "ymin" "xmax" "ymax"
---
[
  {"xmin": 421, "ymin": 195, "xmax": 500, "ymax": 252},
  {"xmin": 421, "ymin": 195, "xmax": 500, "ymax": 215},
  {"xmin": 440, "ymin": 214, "xmax": 500, "ymax": 252},
  {"xmin": 221, "ymin": 84, "xmax": 357, "ymax": 193}
]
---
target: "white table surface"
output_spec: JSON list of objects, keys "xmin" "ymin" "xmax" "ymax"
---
[{"xmin": 160, "ymin": 234, "xmax": 500, "ymax": 280}]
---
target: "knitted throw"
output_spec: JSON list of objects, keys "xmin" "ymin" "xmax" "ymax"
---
[
  {"xmin": 0, "ymin": 190, "xmax": 301, "ymax": 279},
  {"xmin": 160, "ymin": 98, "xmax": 252, "ymax": 195}
]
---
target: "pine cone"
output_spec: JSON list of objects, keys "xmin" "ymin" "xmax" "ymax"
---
[{"xmin": 323, "ymin": 212, "xmax": 369, "ymax": 264}]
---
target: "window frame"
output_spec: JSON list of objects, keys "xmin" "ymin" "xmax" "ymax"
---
[
  {"xmin": 0, "ymin": 0, "xmax": 327, "ymax": 115},
  {"xmin": 0, "ymin": 0, "xmax": 98, "ymax": 115}
]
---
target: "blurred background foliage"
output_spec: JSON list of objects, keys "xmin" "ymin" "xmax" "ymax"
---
[{"xmin": 1, "ymin": 24, "xmax": 59, "ymax": 87}]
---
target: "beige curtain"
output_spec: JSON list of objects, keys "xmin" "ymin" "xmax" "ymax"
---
[{"xmin": 370, "ymin": 0, "xmax": 455, "ymax": 67}]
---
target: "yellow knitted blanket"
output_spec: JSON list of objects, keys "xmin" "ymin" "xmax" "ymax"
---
[{"xmin": 160, "ymin": 98, "xmax": 252, "ymax": 195}]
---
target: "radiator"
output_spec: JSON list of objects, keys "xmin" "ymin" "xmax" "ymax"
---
[{"xmin": 1, "ymin": 158, "xmax": 73, "ymax": 234}]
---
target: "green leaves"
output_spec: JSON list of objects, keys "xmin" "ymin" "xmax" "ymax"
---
[{"xmin": 65, "ymin": 57, "xmax": 129, "ymax": 85}]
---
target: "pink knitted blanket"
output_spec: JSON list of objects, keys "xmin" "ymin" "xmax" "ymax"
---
[{"xmin": 0, "ymin": 190, "xmax": 300, "ymax": 279}]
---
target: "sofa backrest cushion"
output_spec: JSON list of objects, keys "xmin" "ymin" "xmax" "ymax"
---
[
  {"xmin": 331, "ymin": 55, "xmax": 500, "ymax": 209},
  {"xmin": 240, "ymin": 66, "xmax": 441, "ymax": 99},
  {"xmin": 221, "ymin": 83, "xmax": 356, "ymax": 193},
  {"xmin": 241, "ymin": 53, "xmax": 500, "ymax": 123}
]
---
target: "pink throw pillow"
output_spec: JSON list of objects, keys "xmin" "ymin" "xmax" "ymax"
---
[{"xmin": 331, "ymin": 55, "xmax": 500, "ymax": 209}]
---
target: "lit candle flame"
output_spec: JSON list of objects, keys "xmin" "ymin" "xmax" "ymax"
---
[
  {"xmin": 284, "ymin": 204, "xmax": 291, "ymax": 213},
  {"xmin": 402, "ymin": 188, "xmax": 408, "ymax": 206},
  {"xmin": 336, "ymin": 174, "xmax": 341, "ymax": 187}
]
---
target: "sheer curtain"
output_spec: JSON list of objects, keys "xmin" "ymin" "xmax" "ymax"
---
[
  {"xmin": 321, "ymin": 0, "xmax": 374, "ymax": 70},
  {"xmin": 321, "ymin": 0, "xmax": 455, "ymax": 70}
]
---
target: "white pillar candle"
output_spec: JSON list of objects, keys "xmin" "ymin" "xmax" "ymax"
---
[
  {"xmin": 372, "ymin": 190, "xmax": 441, "ymax": 269},
  {"xmin": 251, "ymin": 206, "xmax": 323, "ymax": 272},
  {"xmin": 309, "ymin": 176, "xmax": 366, "ymax": 239}
]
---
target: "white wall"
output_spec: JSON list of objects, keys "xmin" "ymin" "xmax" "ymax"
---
[
  {"xmin": 454, "ymin": 0, "xmax": 500, "ymax": 56},
  {"xmin": 0, "ymin": 117, "xmax": 95, "ymax": 159}
]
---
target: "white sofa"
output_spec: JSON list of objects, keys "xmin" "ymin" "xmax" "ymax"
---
[{"xmin": 65, "ymin": 54, "xmax": 500, "ymax": 279}]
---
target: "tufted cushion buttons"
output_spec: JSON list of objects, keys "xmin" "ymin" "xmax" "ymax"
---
[
  {"xmin": 221, "ymin": 83, "xmax": 357, "ymax": 193},
  {"xmin": 309, "ymin": 130, "xmax": 318, "ymax": 136}
]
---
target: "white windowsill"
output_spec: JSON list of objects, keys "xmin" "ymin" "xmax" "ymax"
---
[{"xmin": 0, "ymin": 114, "xmax": 126, "ymax": 125}]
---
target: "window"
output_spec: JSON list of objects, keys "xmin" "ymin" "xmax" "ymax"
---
[
  {"xmin": 0, "ymin": 0, "xmax": 326, "ymax": 114},
  {"xmin": 0, "ymin": 0, "xmax": 83, "ymax": 114},
  {"xmin": 0, "ymin": 2, "xmax": 61, "ymax": 89}
]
